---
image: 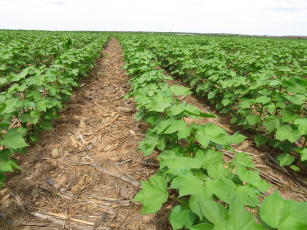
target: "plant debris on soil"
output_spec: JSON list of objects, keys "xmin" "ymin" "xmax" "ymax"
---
[{"xmin": 0, "ymin": 38, "xmax": 170, "ymax": 230}]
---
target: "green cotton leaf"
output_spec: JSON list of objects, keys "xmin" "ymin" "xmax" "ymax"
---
[
  {"xmin": 282, "ymin": 77, "xmax": 306, "ymax": 92},
  {"xmin": 195, "ymin": 130, "xmax": 210, "ymax": 147},
  {"xmin": 277, "ymin": 153, "xmax": 295, "ymax": 166},
  {"xmin": 146, "ymin": 93, "xmax": 173, "ymax": 112},
  {"xmin": 221, "ymin": 98, "xmax": 231, "ymax": 106},
  {"xmin": 144, "ymin": 114, "xmax": 160, "ymax": 125},
  {"xmin": 227, "ymin": 132, "xmax": 246, "ymax": 145},
  {"xmin": 285, "ymin": 94, "xmax": 305, "ymax": 105},
  {"xmin": 260, "ymin": 192, "xmax": 307, "ymax": 230},
  {"xmin": 245, "ymin": 114, "xmax": 261, "ymax": 126},
  {"xmin": 195, "ymin": 123, "xmax": 229, "ymax": 147},
  {"xmin": 283, "ymin": 77, "xmax": 307, "ymax": 94},
  {"xmin": 44, "ymin": 112, "xmax": 59, "ymax": 120},
  {"xmin": 300, "ymin": 148, "xmax": 307, "ymax": 162},
  {"xmin": 6, "ymin": 127, "xmax": 27, "ymax": 137},
  {"xmin": 0, "ymin": 122, "xmax": 10, "ymax": 131},
  {"xmin": 10, "ymin": 68, "xmax": 29, "ymax": 82},
  {"xmin": 281, "ymin": 110, "xmax": 300, "ymax": 123},
  {"xmin": 170, "ymin": 85, "xmax": 192, "ymax": 96},
  {"xmin": 210, "ymin": 134, "xmax": 231, "ymax": 146},
  {"xmin": 278, "ymin": 201, "xmax": 307, "ymax": 230},
  {"xmin": 190, "ymin": 223, "xmax": 214, "ymax": 230},
  {"xmin": 0, "ymin": 64, "xmax": 7, "ymax": 71},
  {"xmin": 0, "ymin": 136, "xmax": 28, "ymax": 150},
  {"xmin": 239, "ymin": 98, "xmax": 253, "ymax": 109},
  {"xmin": 167, "ymin": 103, "xmax": 187, "ymax": 116},
  {"xmin": 0, "ymin": 78, "xmax": 7, "ymax": 86},
  {"xmin": 236, "ymin": 186, "xmax": 259, "ymax": 207},
  {"xmin": 162, "ymin": 119, "xmax": 186, "ymax": 134},
  {"xmin": 36, "ymin": 100, "xmax": 48, "ymax": 112},
  {"xmin": 269, "ymin": 80, "xmax": 281, "ymax": 87},
  {"xmin": 20, "ymin": 110, "xmax": 40, "ymax": 124},
  {"xmin": 290, "ymin": 165, "xmax": 300, "ymax": 172},
  {"xmin": 133, "ymin": 174, "xmax": 168, "ymax": 214},
  {"xmin": 45, "ymin": 69, "xmax": 58, "ymax": 82},
  {"xmin": 139, "ymin": 132, "xmax": 159, "ymax": 156},
  {"xmin": 134, "ymin": 94, "xmax": 150, "ymax": 108},
  {"xmin": 189, "ymin": 193, "xmax": 212, "ymax": 220},
  {"xmin": 154, "ymin": 119, "xmax": 173, "ymax": 134},
  {"xmin": 226, "ymin": 196, "xmax": 263, "ymax": 230},
  {"xmin": 255, "ymin": 96, "xmax": 271, "ymax": 104},
  {"xmin": 275, "ymin": 125, "xmax": 301, "ymax": 143},
  {"xmin": 276, "ymin": 101, "xmax": 286, "ymax": 109},
  {"xmin": 206, "ymin": 179, "xmax": 236, "ymax": 204},
  {"xmin": 156, "ymin": 135, "xmax": 167, "ymax": 151},
  {"xmin": 254, "ymin": 135, "xmax": 269, "ymax": 146},
  {"xmin": 22, "ymin": 100, "xmax": 36, "ymax": 109},
  {"xmin": 207, "ymin": 89, "xmax": 217, "ymax": 99},
  {"xmin": 171, "ymin": 175, "xmax": 205, "ymax": 197},
  {"xmin": 0, "ymin": 149, "xmax": 13, "ymax": 161},
  {"xmin": 235, "ymin": 167, "xmax": 270, "ymax": 192},
  {"xmin": 26, "ymin": 91, "xmax": 42, "ymax": 101},
  {"xmin": 39, "ymin": 120, "xmax": 53, "ymax": 130},
  {"xmin": 265, "ymin": 103, "xmax": 276, "ymax": 114},
  {"xmin": 231, "ymin": 152, "xmax": 255, "ymax": 169},
  {"xmin": 169, "ymin": 205, "xmax": 196, "ymax": 230},
  {"xmin": 168, "ymin": 102, "xmax": 215, "ymax": 118},
  {"xmin": 177, "ymin": 125, "xmax": 192, "ymax": 139},
  {"xmin": 293, "ymin": 118, "xmax": 307, "ymax": 135},
  {"xmin": 0, "ymin": 103, "xmax": 6, "ymax": 114},
  {"xmin": 279, "ymin": 66, "xmax": 291, "ymax": 72},
  {"xmin": 0, "ymin": 128, "xmax": 28, "ymax": 150},
  {"xmin": 0, "ymin": 160, "xmax": 20, "ymax": 173},
  {"xmin": 64, "ymin": 38, "xmax": 73, "ymax": 49},
  {"xmin": 2, "ymin": 98, "xmax": 21, "ymax": 114},
  {"xmin": 203, "ymin": 123, "xmax": 227, "ymax": 136},
  {"xmin": 195, "ymin": 149, "xmax": 223, "ymax": 169},
  {"xmin": 157, "ymin": 119, "xmax": 191, "ymax": 139},
  {"xmin": 190, "ymin": 77, "xmax": 201, "ymax": 87},
  {"xmin": 263, "ymin": 117, "xmax": 281, "ymax": 133},
  {"xmin": 0, "ymin": 95, "xmax": 6, "ymax": 104},
  {"xmin": 159, "ymin": 154, "xmax": 202, "ymax": 170},
  {"xmin": 183, "ymin": 103, "xmax": 215, "ymax": 118},
  {"xmin": 198, "ymin": 199, "xmax": 227, "ymax": 229},
  {"xmin": 207, "ymin": 162, "xmax": 227, "ymax": 179}
]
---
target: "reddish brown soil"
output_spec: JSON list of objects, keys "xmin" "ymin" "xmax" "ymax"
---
[{"xmin": 0, "ymin": 38, "xmax": 170, "ymax": 230}]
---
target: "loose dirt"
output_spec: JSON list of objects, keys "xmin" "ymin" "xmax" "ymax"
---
[{"xmin": 0, "ymin": 38, "xmax": 169, "ymax": 230}]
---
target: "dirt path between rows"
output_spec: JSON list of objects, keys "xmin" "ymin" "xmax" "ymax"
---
[
  {"xmin": 0, "ymin": 38, "xmax": 169, "ymax": 230},
  {"xmin": 168, "ymin": 78, "xmax": 307, "ymax": 202}
]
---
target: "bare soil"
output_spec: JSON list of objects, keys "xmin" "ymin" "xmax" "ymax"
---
[{"xmin": 0, "ymin": 38, "xmax": 169, "ymax": 230}]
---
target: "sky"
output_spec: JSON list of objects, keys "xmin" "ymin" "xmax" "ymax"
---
[{"xmin": 0, "ymin": 0, "xmax": 306, "ymax": 36}]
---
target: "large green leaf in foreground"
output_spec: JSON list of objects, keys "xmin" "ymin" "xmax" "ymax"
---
[{"xmin": 133, "ymin": 174, "xmax": 168, "ymax": 214}]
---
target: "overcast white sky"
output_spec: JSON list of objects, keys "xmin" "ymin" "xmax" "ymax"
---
[{"xmin": 0, "ymin": 0, "xmax": 306, "ymax": 36}]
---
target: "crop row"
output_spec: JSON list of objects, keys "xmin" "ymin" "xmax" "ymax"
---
[
  {"xmin": 0, "ymin": 33, "xmax": 108, "ymax": 186},
  {"xmin": 0, "ymin": 31, "xmax": 103, "ymax": 78},
  {"xmin": 119, "ymin": 37, "xmax": 307, "ymax": 230},
  {"xmin": 133, "ymin": 35, "xmax": 307, "ymax": 170}
]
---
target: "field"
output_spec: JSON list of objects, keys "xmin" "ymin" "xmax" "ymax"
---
[{"xmin": 0, "ymin": 30, "xmax": 306, "ymax": 229}]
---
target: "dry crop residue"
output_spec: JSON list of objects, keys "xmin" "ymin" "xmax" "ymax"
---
[{"xmin": 0, "ymin": 38, "xmax": 169, "ymax": 230}]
